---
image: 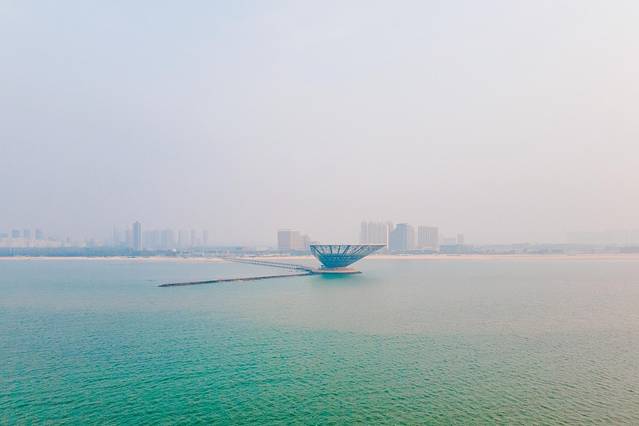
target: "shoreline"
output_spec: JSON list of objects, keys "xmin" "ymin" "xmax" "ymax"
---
[
  {"xmin": 0, "ymin": 256, "xmax": 225, "ymax": 263},
  {"xmin": 2, "ymin": 253, "xmax": 639, "ymax": 262},
  {"xmin": 250, "ymin": 253, "xmax": 639, "ymax": 261}
]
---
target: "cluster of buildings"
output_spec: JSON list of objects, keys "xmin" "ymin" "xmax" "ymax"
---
[
  {"xmin": 112, "ymin": 222, "xmax": 210, "ymax": 251},
  {"xmin": 0, "ymin": 228, "xmax": 65, "ymax": 248},
  {"xmin": 275, "ymin": 222, "xmax": 466, "ymax": 254},
  {"xmin": 360, "ymin": 221, "xmax": 465, "ymax": 253}
]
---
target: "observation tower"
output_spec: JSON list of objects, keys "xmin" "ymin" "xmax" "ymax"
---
[{"xmin": 309, "ymin": 244, "xmax": 384, "ymax": 274}]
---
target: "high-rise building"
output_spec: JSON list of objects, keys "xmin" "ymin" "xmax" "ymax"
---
[
  {"xmin": 11, "ymin": 229, "xmax": 20, "ymax": 239},
  {"xmin": 278, "ymin": 229, "xmax": 298, "ymax": 250},
  {"xmin": 35, "ymin": 229, "xmax": 44, "ymax": 240},
  {"xmin": 22, "ymin": 229, "xmax": 31, "ymax": 240},
  {"xmin": 278, "ymin": 229, "xmax": 308, "ymax": 251},
  {"xmin": 389, "ymin": 223, "xmax": 415, "ymax": 252},
  {"xmin": 161, "ymin": 229, "xmax": 175, "ymax": 249},
  {"xmin": 417, "ymin": 226, "xmax": 439, "ymax": 250},
  {"xmin": 360, "ymin": 222, "xmax": 368, "ymax": 244},
  {"xmin": 178, "ymin": 229, "xmax": 189, "ymax": 248},
  {"xmin": 112, "ymin": 227, "xmax": 122, "ymax": 246},
  {"xmin": 190, "ymin": 229, "xmax": 198, "ymax": 247},
  {"xmin": 143, "ymin": 229, "xmax": 161, "ymax": 249},
  {"xmin": 202, "ymin": 230, "xmax": 209, "ymax": 247},
  {"xmin": 301, "ymin": 234, "xmax": 311, "ymax": 250},
  {"xmin": 125, "ymin": 228, "xmax": 132, "ymax": 247},
  {"xmin": 360, "ymin": 221, "xmax": 391, "ymax": 246},
  {"xmin": 132, "ymin": 221, "xmax": 142, "ymax": 251},
  {"xmin": 457, "ymin": 234, "xmax": 465, "ymax": 245}
]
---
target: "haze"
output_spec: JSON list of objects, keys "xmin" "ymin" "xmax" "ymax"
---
[{"xmin": 2, "ymin": 1, "xmax": 638, "ymax": 245}]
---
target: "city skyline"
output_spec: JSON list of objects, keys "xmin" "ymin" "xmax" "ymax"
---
[
  {"xmin": 4, "ymin": 3, "xmax": 639, "ymax": 424},
  {"xmin": 5, "ymin": 220, "xmax": 639, "ymax": 249},
  {"xmin": 3, "ymin": 2, "xmax": 639, "ymax": 245}
]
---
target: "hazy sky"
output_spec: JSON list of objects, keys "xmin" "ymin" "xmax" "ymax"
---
[{"xmin": 2, "ymin": 1, "xmax": 638, "ymax": 245}]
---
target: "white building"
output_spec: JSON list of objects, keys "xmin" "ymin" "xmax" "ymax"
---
[
  {"xmin": 417, "ymin": 226, "xmax": 439, "ymax": 250},
  {"xmin": 277, "ymin": 229, "xmax": 309, "ymax": 251},
  {"xmin": 389, "ymin": 223, "xmax": 415, "ymax": 252},
  {"xmin": 359, "ymin": 221, "xmax": 391, "ymax": 246}
]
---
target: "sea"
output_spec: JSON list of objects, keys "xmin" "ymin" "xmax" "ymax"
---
[{"xmin": 2, "ymin": 257, "xmax": 639, "ymax": 424}]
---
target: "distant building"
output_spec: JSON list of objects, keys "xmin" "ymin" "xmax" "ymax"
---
[
  {"xmin": 202, "ymin": 230, "xmax": 209, "ymax": 247},
  {"xmin": 360, "ymin": 221, "xmax": 391, "ymax": 246},
  {"xmin": 143, "ymin": 229, "xmax": 162, "ymax": 250},
  {"xmin": 441, "ymin": 236, "xmax": 457, "ymax": 245},
  {"xmin": 11, "ymin": 229, "xmax": 20, "ymax": 239},
  {"xmin": 177, "ymin": 229, "xmax": 189, "ymax": 248},
  {"xmin": 22, "ymin": 229, "xmax": 31, "ymax": 240},
  {"xmin": 278, "ymin": 229, "xmax": 299, "ymax": 251},
  {"xmin": 112, "ymin": 227, "xmax": 122, "ymax": 246},
  {"xmin": 277, "ymin": 229, "xmax": 309, "ymax": 251},
  {"xmin": 389, "ymin": 223, "xmax": 415, "ymax": 252},
  {"xmin": 417, "ymin": 226, "xmax": 439, "ymax": 250},
  {"xmin": 161, "ymin": 229, "xmax": 175, "ymax": 249},
  {"xmin": 125, "ymin": 228, "xmax": 132, "ymax": 247},
  {"xmin": 132, "ymin": 221, "xmax": 142, "ymax": 251},
  {"xmin": 439, "ymin": 233, "xmax": 467, "ymax": 254},
  {"xmin": 359, "ymin": 222, "xmax": 368, "ymax": 244},
  {"xmin": 35, "ymin": 229, "xmax": 44, "ymax": 240}
]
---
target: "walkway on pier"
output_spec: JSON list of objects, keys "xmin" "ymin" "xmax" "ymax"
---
[
  {"xmin": 159, "ymin": 257, "xmax": 315, "ymax": 287},
  {"xmin": 159, "ymin": 271, "xmax": 311, "ymax": 287},
  {"xmin": 225, "ymin": 257, "xmax": 315, "ymax": 272}
]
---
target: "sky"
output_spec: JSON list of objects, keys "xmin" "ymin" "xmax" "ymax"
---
[{"xmin": 1, "ymin": 1, "xmax": 638, "ymax": 245}]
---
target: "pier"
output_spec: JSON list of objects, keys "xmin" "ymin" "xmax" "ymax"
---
[
  {"xmin": 159, "ymin": 247, "xmax": 381, "ymax": 287},
  {"xmin": 225, "ymin": 257, "xmax": 314, "ymax": 272},
  {"xmin": 159, "ymin": 271, "xmax": 312, "ymax": 287},
  {"xmin": 159, "ymin": 258, "xmax": 315, "ymax": 287}
]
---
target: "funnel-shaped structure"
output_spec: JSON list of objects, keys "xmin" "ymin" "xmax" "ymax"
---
[{"xmin": 310, "ymin": 244, "xmax": 384, "ymax": 268}]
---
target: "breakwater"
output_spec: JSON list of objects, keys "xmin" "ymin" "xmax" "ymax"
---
[
  {"xmin": 159, "ymin": 271, "xmax": 312, "ymax": 287},
  {"xmin": 159, "ymin": 257, "xmax": 316, "ymax": 287}
]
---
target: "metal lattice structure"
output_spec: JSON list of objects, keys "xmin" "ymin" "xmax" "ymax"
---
[{"xmin": 309, "ymin": 244, "xmax": 385, "ymax": 268}]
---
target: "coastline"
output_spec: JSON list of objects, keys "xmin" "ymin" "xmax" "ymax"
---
[
  {"xmin": 2, "ymin": 253, "xmax": 639, "ymax": 262},
  {"xmin": 252, "ymin": 253, "xmax": 639, "ymax": 261},
  {"xmin": 0, "ymin": 256, "xmax": 226, "ymax": 263}
]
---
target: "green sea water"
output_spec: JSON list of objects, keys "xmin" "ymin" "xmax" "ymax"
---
[{"xmin": 2, "ymin": 257, "xmax": 639, "ymax": 424}]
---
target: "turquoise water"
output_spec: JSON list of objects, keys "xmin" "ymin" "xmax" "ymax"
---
[{"xmin": 2, "ymin": 258, "xmax": 639, "ymax": 424}]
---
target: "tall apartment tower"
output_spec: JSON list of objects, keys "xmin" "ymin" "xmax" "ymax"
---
[
  {"xmin": 389, "ymin": 223, "xmax": 415, "ymax": 252},
  {"xmin": 360, "ymin": 221, "xmax": 390, "ymax": 246},
  {"xmin": 177, "ymin": 230, "xmax": 189, "ymax": 248},
  {"xmin": 360, "ymin": 222, "xmax": 368, "ymax": 244},
  {"xmin": 112, "ymin": 227, "xmax": 122, "ymax": 246},
  {"xmin": 278, "ymin": 229, "xmax": 298, "ymax": 251},
  {"xmin": 417, "ymin": 226, "xmax": 439, "ymax": 250},
  {"xmin": 278, "ymin": 229, "xmax": 308, "ymax": 251},
  {"xmin": 132, "ymin": 221, "xmax": 142, "ymax": 251},
  {"xmin": 161, "ymin": 229, "xmax": 175, "ymax": 249}
]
